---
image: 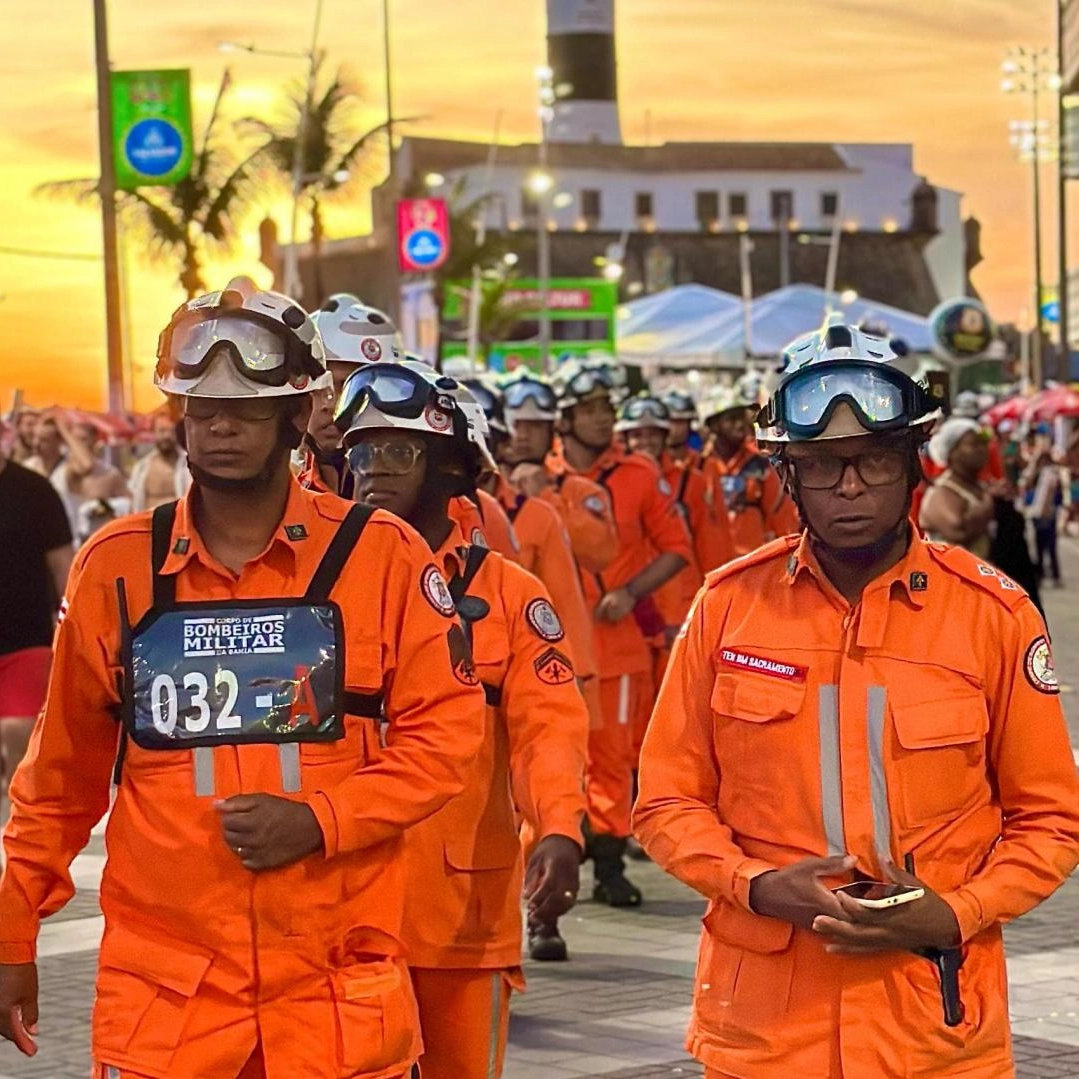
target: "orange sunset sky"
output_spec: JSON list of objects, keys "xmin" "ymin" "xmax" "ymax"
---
[{"xmin": 0, "ymin": 0, "xmax": 1064, "ymax": 412}]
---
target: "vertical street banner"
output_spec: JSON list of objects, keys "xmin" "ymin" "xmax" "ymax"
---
[{"xmin": 110, "ymin": 69, "xmax": 194, "ymax": 191}]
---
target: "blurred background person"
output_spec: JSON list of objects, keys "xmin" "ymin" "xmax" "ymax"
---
[
  {"xmin": 0, "ymin": 432, "xmax": 72, "ymax": 807},
  {"xmin": 7, "ymin": 408, "xmax": 39, "ymax": 466},
  {"xmin": 919, "ymin": 417, "xmax": 995, "ymax": 558},
  {"xmin": 1023, "ymin": 443, "xmax": 1065, "ymax": 588},
  {"xmin": 129, "ymin": 410, "xmax": 189, "ymax": 511}
]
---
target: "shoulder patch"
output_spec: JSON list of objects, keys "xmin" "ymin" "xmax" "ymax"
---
[
  {"xmin": 658, "ymin": 477, "xmax": 672, "ymax": 497},
  {"xmin": 420, "ymin": 564, "xmax": 456, "ymax": 618},
  {"xmin": 704, "ymin": 535, "xmax": 800, "ymax": 590},
  {"xmin": 1023, "ymin": 636, "xmax": 1059, "ymax": 695},
  {"xmin": 525, "ymin": 598, "xmax": 564, "ymax": 642},
  {"xmin": 583, "ymin": 494, "xmax": 606, "ymax": 515},
  {"xmin": 925, "ymin": 544, "xmax": 1029, "ymax": 610}
]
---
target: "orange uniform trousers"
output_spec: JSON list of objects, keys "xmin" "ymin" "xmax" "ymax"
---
[
  {"xmin": 410, "ymin": 967, "xmax": 519, "ymax": 1079},
  {"xmin": 95, "ymin": 1054, "xmax": 417, "ymax": 1079},
  {"xmin": 588, "ymin": 670, "xmax": 652, "ymax": 837}
]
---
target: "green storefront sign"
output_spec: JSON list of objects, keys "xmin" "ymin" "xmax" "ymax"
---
[
  {"xmin": 111, "ymin": 69, "xmax": 194, "ymax": 191},
  {"xmin": 442, "ymin": 277, "xmax": 618, "ymax": 373}
]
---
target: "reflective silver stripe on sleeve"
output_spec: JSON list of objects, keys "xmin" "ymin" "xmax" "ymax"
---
[
  {"xmin": 866, "ymin": 685, "xmax": 892, "ymax": 862},
  {"xmin": 193, "ymin": 747, "xmax": 215, "ymax": 797},
  {"xmin": 617, "ymin": 673, "xmax": 631, "ymax": 725},
  {"xmin": 818, "ymin": 684, "xmax": 846, "ymax": 857},
  {"xmin": 279, "ymin": 742, "xmax": 301, "ymax": 794},
  {"xmin": 487, "ymin": 971, "xmax": 503, "ymax": 1078}
]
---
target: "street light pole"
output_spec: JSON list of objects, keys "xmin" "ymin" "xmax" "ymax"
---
[
  {"xmin": 1033, "ymin": 71, "xmax": 1046, "ymax": 388},
  {"xmin": 1057, "ymin": 0, "xmax": 1071, "ymax": 377},
  {"xmin": 536, "ymin": 67, "xmax": 555, "ymax": 375},
  {"xmin": 92, "ymin": 0, "xmax": 125, "ymax": 415},
  {"xmin": 282, "ymin": 0, "xmax": 325, "ymax": 303}
]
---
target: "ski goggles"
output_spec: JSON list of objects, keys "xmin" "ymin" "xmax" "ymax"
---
[
  {"xmin": 661, "ymin": 392, "xmax": 696, "ymax": 420},
  {"xmin": 158, "ymin": 313, "xmax": 308, "ymax": 388},
  {"xmin": 759, "ymin": 362, "xmax": 934, "ymax": 440},
  {"xmin": 462, "ymin": 381, "xmax": 507, "ymax": 433},
  {"xmin": 334, "ymin": 364, "xmax": 457, "ymax": 431},
  {"xmin": 558, "ymin": 366, "xmax": 625, "ymax": 404},
  {"xmin": 617, "ymin": 397, "xmax": 670, "ymax": 429},
  {"xmin": 503, "ymin": 378, "xmax": 557, "ymax": 415}
]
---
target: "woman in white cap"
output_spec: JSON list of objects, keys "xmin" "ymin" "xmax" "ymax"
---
[{"xmin": 919, "ymin": 417, "xmax": 994, "ymax": 558}]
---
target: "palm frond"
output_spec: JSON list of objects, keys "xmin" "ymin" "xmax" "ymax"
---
[{"xmin": 34, "ymin": 177, "xmax": 101, "ymax": 204}]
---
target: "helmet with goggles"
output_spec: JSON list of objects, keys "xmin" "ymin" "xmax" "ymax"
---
[
  {"xmin": 501, "ymin": 371, "xmax": 558, "ymax": 422},
  {"xmin": 552, "ymin": 358, "xmax": 628, "ymax": 410},
  {"xmin": 697, "ymin": 384, "xmax": 753, "ymax": 427},
  {"xmin": 313, "ymin": 293, "xmax": 403, "ymax": 364},
  {"xmin": 660, "ymin": 390, "xmax": 697, "ymax": 422},
  {"xmin": 460, "ymin": 379, "xmax": 508, "ymax": 436},
  {"xmin": 615, "ymin": 393, "xmax": 671, "ymax": 433},
  {"xmin": 756, "ymin": 317, "xmax": 941, "ymax": 444},
  {"xmin": 155, "ymin": 277, "xmax": 331, "ymax": 399}
]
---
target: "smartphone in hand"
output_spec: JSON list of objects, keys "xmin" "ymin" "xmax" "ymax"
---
[{"xmin": 833, "ymin": 881, "xmax": 925, "ymax": 909}]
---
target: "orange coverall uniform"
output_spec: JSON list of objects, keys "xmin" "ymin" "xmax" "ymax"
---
[
  {"xmin": 0, "ymin": 481, "xmax": 486, "ymax": 1079},
  {"xmin": 634, "ymin": 531, "xmax": 1079, "ymax": 1079},
  {"xmin": 450, "ymin": 489, "xmax": 521, "ymax": 563},
  {"xmin": 495, "ymin": 478, "xmax": 602, "ymax": 720},
  {"xmin": 536, "ymin": 470, "xmax": 619, "ymax": 576},
  {"xmin": 403, "ymin": 522, "xmax": 588, "ymax": 1079},
  {"xmin": 548, "ymin": 443, "xmax": 693, "ymax": 837},
  {"xmin": 701, "ymin": 443, "xmax": 798, "ymax": 556}
]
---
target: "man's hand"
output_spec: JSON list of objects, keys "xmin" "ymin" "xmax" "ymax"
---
[
  {"xmin": 748, "ymin": 854, "xmax": 854, "ymax": 930},
  {"xmin": 510, "ymin": 464, "xmax": 551, "ymax": 499},
  {"xmin": 0, "ymin": 962, "xmax": 38, "ymax": 1056},
  {"xmin": 812, "ymin": 863, "xmax": 961, "ymax": 955},
  {"xmin": 595, "ymin": 587, "xmax": 636, "ymax": 623},
  {"xmin": 524, "ymin": 834, "xmax": 582, "ymax": 924},
  {"xmin": 215, "ymin": 794, "xmax": 325, "ymax": 872}
]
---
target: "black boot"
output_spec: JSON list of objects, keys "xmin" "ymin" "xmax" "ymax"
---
[
  {"xmin": 528, "ymin": 919, "xmax": 569, "ymax": 961},
  {"xmin": 591, "ymin": 834, "xmax": 643, "ymax": 907}
]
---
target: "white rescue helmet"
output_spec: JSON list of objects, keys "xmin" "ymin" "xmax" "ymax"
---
[
  {"xmin": 757, "ymin": 315, "xmax": 941, "ymax": 444},
  {"xmin": 155, "ymin": 276, "xmax": 331, "ymax": 398},
  {"xmin": 313, "ymin": 293, "xmax": 403, "ymax": 364}
]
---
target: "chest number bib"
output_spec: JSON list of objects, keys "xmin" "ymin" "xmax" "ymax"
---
[{"xmin": 130, "ymin": 603, "xmax": 343, "ymax": 749}]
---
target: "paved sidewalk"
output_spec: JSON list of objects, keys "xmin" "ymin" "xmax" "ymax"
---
[{"xmin": 0, "ymin": 539, "xmax": 1076, "ymax": 1079}]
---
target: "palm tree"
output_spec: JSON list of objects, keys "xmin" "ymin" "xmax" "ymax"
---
[
  {"xmin": 37, "ymin": 70, "xmax": 259, "ymax": 298},
  {"xmin": 242, "ymin": 57, "xmax": 393, "ymax": 304}
]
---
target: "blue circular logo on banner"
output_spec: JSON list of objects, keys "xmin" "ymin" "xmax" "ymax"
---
[
  {"xmin": 404, "ymin": 229, "xmax": 445, "ymax": 269},
  {"xmin": 124, "ymin": 118, "xmax": 184, "ymax": 178}
]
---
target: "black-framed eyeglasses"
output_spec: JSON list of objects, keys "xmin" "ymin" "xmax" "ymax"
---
[{"xmin": 788, "ymin": 447, "xmax": 908, "ymax": 490}]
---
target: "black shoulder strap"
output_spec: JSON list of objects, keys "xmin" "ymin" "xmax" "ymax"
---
[
  {"xmin": 449, "ymin": 544, "xmax": 491, "ymax": 605},
  {"xmin": 306, "ymin": 503, "xmax": 375, "ymax": 602},
  {"xmin": 151, "ymin": 501, "xmax": 179, "ymax": 609},
  {"xmin": 676, "ymin": 467, "xmax": 691, "ymax": 507},
  {"xmin": 595, "ymin": 464, "xmax": 619, "ymax": 491}
]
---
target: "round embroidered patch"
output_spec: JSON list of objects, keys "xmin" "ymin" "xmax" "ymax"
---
[
  {"xmin": 525, "ymin": 598, "xmax": 564, "ymax": 642},
  {"xmin": 361, "ymin": 338, "xmax": 383, "ymax": 361},
  {"xmin": 470, "ymin": 527, "xmax": 489, "ymax": 548},
  {"xmin": 421, "ymin": 564, "xmax": 456, "ymax": 618},
  {"xmin": 1024, "ymin": 635, "xmax": 1059, "ymax": 695}
]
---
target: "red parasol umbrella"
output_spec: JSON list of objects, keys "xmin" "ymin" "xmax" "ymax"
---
[
  {"xmin": 1022, "ymin": 385, "xmax": 1079, "ymax": 422},
  {"xmin": 982, "ymin": 395, "xmax": 1028, "ymax": 426}
]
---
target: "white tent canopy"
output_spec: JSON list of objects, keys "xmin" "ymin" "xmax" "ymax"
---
[{"xmin": 617, "ymin": 283, "xmax": 935, "ymax": 370}]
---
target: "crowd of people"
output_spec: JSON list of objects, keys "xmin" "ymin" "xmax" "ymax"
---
[{"xmin": 0, "ymin": 277, "xmax": 1076, "ymax": 1079}]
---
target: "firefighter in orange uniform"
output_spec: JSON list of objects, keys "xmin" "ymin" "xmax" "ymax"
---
[
  {"xmin": 613, "ymin": 393, "xmax": 704, "ymax": 697},
  {"xmin": 660, "ymin": 389, "xmax": 702, "ymax": 470},
  {"xmin": 634, "ymin": 319, "xmax": 1079, "ymax": 1079},
  {"xmin": 548, "ymin": 360, "xmax": 692, "ymax": 909},
  {"xmin": 297, "ymin": 294, "xmax": 403, "ymax": 495},
  {"xmin": 335, "ymin": 361, "xmax": 588, "ymax": 1079},
  {"xmin": 699, "ymin": 383, "xmax": 798, "ymax": 555},
  {"xmin": 0, "ymin": 280, "xmax": 486, "ymax": 1079},
  {"xmin": 501, "ymin": 371, "xmax": 619, "ymax": 575}
]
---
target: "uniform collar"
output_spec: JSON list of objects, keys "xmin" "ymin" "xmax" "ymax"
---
[
  {"xmin": 160, "ymin": 478, "xmax": 313, "ymax": 578},
  {"xmin": 546, "ymin": 439, "xmax": 623, "ymax": 480},
  {"xmin": 433, "ymin": 518, "xmax": 470, "ymax": 579},
  {"xmin": 786, "ymin": 526, "xmax": 933, "ymax": 610}
]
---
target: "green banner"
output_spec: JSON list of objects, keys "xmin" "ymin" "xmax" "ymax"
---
[{"xmin": 110, "ymin": 69, "xmax": 193, "ymax": 191}]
